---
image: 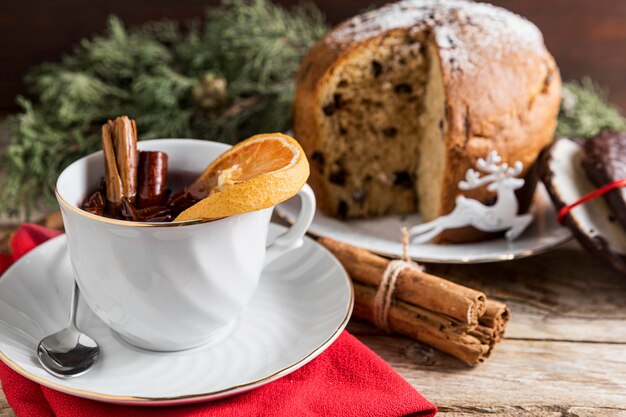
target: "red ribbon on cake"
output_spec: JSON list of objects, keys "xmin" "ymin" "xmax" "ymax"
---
[{"xmin": 557, "ymin": 178, "xmax": 626, "ymax": 225}]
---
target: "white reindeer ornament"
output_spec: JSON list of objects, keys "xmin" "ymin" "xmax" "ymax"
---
[{"xmin": 410, "ymin": 151, "xmax": 533, "ymax": 244}]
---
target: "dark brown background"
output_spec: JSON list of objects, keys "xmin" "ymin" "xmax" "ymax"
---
[{"xmin": 1, "ymin": 0, "xmax": 625, "ymax": 111}]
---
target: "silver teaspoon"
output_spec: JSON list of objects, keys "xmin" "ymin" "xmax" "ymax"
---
[{"xmin": 37, "ymin": 281, "xmax": 100, "ymax": 378}]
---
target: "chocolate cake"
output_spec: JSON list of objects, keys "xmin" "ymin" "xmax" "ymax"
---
[
  {"xmin": 582, "ymin": 131, "xmax": 626, "ymax": 230},
  {"xmin": 540, "ymin": 137, "xmax": 626, "ymax": 277}
]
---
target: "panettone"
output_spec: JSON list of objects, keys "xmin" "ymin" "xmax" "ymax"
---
[{"xmin": 293, "ymin": 0, "xmax": 561, "ymax": 242}]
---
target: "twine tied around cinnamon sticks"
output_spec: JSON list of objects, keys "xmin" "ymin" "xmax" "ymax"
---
[
  {"xmin": 373, "ymin": 228, "xmax": 423, "ymax": 332},
  {"xmin": 319, "ymin": 236, "xmax": 510, "ymax": 366}
]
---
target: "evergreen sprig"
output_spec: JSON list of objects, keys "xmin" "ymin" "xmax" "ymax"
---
[
  {"xmin": 0, "ymin": 0, "xmax": 328, "ymax": 217},
  {"xmin": 557, "ymin": 78, "xmax": 626, "ymax": 138},
  {"xmin": 1, "ymin": 0, "xmax": 625, "ymax": 219}
]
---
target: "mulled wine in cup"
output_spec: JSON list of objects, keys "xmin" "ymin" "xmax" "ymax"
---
[{"xmin": 55, "ymin": 118, "xmax": 314, "ymax": 351}]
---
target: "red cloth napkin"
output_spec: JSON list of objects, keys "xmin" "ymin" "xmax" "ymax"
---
[{"xmin": 0, "ymin": 224, "xmax": 437, "ymax": 417}]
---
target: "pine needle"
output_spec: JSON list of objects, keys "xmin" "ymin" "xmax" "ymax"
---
[
  {"xmin": 557, "ymin": 77, "xmax": 626, "ymax": 138},
  {"xmin": 1, "ymin": 0, "xmax": 624, "ymax": 219},
  {"xmin": 0, "ymin": 0, "xmax": 328, "ymax": 217}
]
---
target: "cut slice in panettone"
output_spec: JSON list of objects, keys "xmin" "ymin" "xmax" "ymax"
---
[{"xmin": 294, "ymin": 0, "xmax": 561, "ymax": 242}]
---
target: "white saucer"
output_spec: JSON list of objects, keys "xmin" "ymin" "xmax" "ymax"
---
[
  {"xmin": 0, "ymin": 224, "xmax": 353, "ymax": 405},
  {"xmin": 277, "ymin": 184, "xmax": 572, "ymax": 263}
]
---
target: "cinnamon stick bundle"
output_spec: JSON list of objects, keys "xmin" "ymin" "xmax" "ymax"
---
[
  {"xmin": 319, "ymin": 237, "xmax": 510, "ymax": 365},
  {"xmin": 319, "ymin": 238, "xmax": 487, "ymax": 326},
  {"xmin": 353, "ymin": 284, "xmax": 490, "ymax": 365}
]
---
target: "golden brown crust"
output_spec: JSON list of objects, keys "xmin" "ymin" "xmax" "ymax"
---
[{"xmin": 293, "ymin": 0, "xmax": 561, "ymax": 242}]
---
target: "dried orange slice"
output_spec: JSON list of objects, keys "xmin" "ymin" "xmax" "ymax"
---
[{"xmin": 175, "ymin": 133, "xmax": 310, "ymax": 221}]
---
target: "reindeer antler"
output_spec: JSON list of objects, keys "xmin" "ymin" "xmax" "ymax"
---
[
  {"xmin": 459, "ymin": 168, "xmax": 495, "ymax": 190},
  {"xmin": 459, "ymin": 152, "xmax": 524, "ymax": 190},
  {"xmin": 507, "ymin": 161, "xmax": 523, "ymax": 177},
  {"xmin": 476, "ymin": 151, "xmax": 506, "ymax": 174}
]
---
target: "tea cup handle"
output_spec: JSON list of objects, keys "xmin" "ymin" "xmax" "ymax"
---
[{"xmin": 265, "ymin": 184, "xmax": 316, "ymax": 266}]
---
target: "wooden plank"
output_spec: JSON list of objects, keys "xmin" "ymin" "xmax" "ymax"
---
[
  {"xmin": 437, "ymin": 407, "xmax": 626, "ymax": 417},
  {"xmin": 350, "ymin": 324, "xmax": 626, "ymax": 413}
]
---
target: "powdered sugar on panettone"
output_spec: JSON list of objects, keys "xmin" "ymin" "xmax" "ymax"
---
[{"xmin": 327, "ymin": 0, "xmax": 546, "ymax": 70}]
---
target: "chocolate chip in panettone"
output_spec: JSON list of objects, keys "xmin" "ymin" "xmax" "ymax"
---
[
  {"xmin": 394, "ymin": 84, "xmax": 413, "ymax": 94},
  {"xmin": 311, "ymin": 151, "xmax": 325, "ymax": 172},
  {"xmin": 337, "ymin": 200, "xmax": 349, "ymax": 219},
  {"xmin": 338, "ymin": 79, "xmax": 349, "ymax": 88},
  {"xmin": 329, "ymin": 169, "xmax": 347, "ymax": 185},
  {"xmin": 382, "ymin": 127, "xmax": 398, "ymax": 138},
  {"xmin": 393, "ymin": 171, "xmax": 415, "ymax": 189},
  {"xmin": 333, "ymin": 93, "xmax": 343, "ymax": 109},
  {"xmin": 352, "ymin": 189, "xmax": 368, "ymax": 204},
  {"xmin": 322, "ymin": 103, "xmax": 336, "ymax": 116},
  {"xmin": 372, "ymin": 60, "xmax": 383, "ymax": 78}
]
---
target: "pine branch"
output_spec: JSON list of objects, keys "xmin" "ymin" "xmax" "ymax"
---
[
  {"xmin": 557, "ymin": 77, "xmax": 626, "ymax": 138},
  {"xmin": 2, "ymin": 0, "xmax": 624, "ymax": 219},
  {"xmin": 26, "ymin": 65, "xmax": 129, "ymax": 126},
  {"xmin": 0, "ymin": 98, "xmax": 100, "ymax": 216},
  {"xmin": 0, "ymin": 0, "xmax": 328, "ymax": 217}
]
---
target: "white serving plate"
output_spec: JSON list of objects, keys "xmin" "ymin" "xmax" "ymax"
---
[{"xmin": 276, "ymin": 184, "xmax": 572, "ymax": 263}]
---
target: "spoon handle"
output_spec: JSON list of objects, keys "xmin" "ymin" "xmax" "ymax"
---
[{"xmin": 69, "ymin": 281, "xmax": 79, "ymax": 329}]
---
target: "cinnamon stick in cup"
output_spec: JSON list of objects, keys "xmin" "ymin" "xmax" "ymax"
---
[
  {"xmin": 102, "ymin": 116, "xmax": 138, "ymax": 216},
  {"xmin": 112, "ymin": 117, "xmax": 138, "ymax": 204},
  {"xmin": 137, "ymin": 151, "xmax": 169, "ymax": 209},
  {"xmin": 102, "ymin": 125, "xmax": 123, "ymax": 214}
]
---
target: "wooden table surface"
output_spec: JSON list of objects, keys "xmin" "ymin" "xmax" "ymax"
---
[
  {"xmin": 349, "ymin": 240, "xmax": 626, "ymax": 416},
  {"xmin": 1, "ymin": 226, "xmax": 625, "ymax": 416}
]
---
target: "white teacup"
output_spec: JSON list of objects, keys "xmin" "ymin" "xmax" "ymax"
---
[{"xmin": 56, "ymin": 139, "xmax": 315, "ymax": 351}]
